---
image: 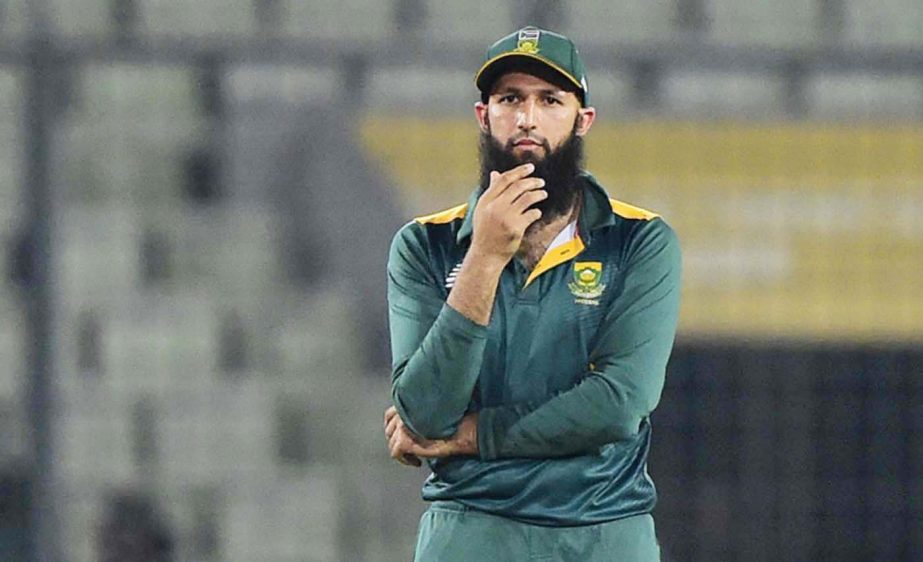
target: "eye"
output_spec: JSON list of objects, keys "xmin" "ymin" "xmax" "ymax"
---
[
  {"xmin": 498, "ymin": 94, "xmax": 518, "ymax": 103},
  {"xmin": 544, "ymin": 95, "xmax": 562, "ymax": 105}
]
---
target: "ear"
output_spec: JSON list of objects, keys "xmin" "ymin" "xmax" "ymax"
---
[
  {"xmin": 474, "ymin": 101, "xmax": 490, "ymax": 133},
  {"xmin": 575, "ymin": 106, "xmax": 596, "ymax": 137}
]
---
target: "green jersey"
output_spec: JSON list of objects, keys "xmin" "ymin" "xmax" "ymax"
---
[{"xmin": 388, "ymin": 173, "xmax": 682, "ymax": 526}]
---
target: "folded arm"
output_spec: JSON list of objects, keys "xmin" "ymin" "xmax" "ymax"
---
[
  {"xmin": 389, "ymin": 164, "xmax": 546, "ymax": 440},
  {"xmin": 477, "ymin": 219, "xmax": 682, "ymax": 460},
  {"xmin": 388, "ymin": 225, "xmax": 490, "ymax": 439}
]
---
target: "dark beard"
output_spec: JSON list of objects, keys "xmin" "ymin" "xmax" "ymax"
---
[{"xmin": 478, "ymin": 127, "xmax": 584, "ymax": 223}]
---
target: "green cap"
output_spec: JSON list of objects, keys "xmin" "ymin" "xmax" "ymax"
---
[{"xmin": 475, "ymin": 26, "xmax": 589, "ymax": 106}]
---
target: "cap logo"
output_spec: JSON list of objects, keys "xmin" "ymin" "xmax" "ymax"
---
[{"xmin": 514, "ymin": 28, "xmax": 541, "ymax": 55}]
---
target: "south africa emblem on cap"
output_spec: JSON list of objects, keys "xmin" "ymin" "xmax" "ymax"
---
[
  {"xmin": 514, "ymin": 27, "xmax": 541, "ymax": 54},
  {"xmin": 569, "ymin": 261, "xmax": 605, "ymax": 304}
]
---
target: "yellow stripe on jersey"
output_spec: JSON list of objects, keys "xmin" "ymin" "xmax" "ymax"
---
[
  {"xmin": 609, "ymin": 199, "xmax": 659, "ymax": 221},
  {"xmin": 414, "ymin": 203, "xmax": 469, "ymax": 225},
  {"xmin": 524, "ymin": 237, "xmax": 586, "ymax": 288}
]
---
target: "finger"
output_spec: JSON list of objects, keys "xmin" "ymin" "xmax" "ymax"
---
[
  {"xmin": 485, "ymin": 163, "xmax": 535, "ymax": 197},
  {"xmin": 385, "ymin": 415, "xmax": 396, "ymax": 439},
  {"xmin": 385, "ymin": 414, "xmax": 401, "ymax": 440},
  {"xmin": 391, "ymin": 431, "xmax": 415, "ymax": 456},
  {"xmin": 391, "ymin": 428, "xmax": 416, "ymax": 453},
  {"xmin": 384, "ymin": 406, "xmax": 397, "ymax": 423},
  {"xmin": 383, "ymin": 407, "xmax": 396, "ymax": 430},
  {"xmin": 390, "ymin": 433, "xmax": 423, "ymax": 467},
  {"xmin": 388, "ymin": 422, "xmax": 406, "ymax": 449},
  {"xmin": 510, "ymin": 188, "xmax": 548, "ymax": 214},
  {"xmin": 500, "ymin": 162, "xmax": 536, "ymax": 183},
  {"xmin": 496, "ymin": 177, "xmax": 545, "ymax": 206},
  {"xmin": 394, "ymin": 446, "xmax": 416, "ymax": 466},
  {"xmin": 389, "ymin": 434, "xmax": 406, "ymax": 460},
  {"xmin": 518, "ymin": 208, "xmax": 543, "ymax": 228},
  {"xmin": 406, "ymin": 439, "xmax": 452, "ymax": 459},
  {"xmin": 402, "ymin": 453, "xmax": 422, "ymax": 467},
  {"xmin": 395, "ymin": 453, "xmax": 421, "ymax": 467}
]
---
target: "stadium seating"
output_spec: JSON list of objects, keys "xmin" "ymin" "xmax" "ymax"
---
[
  {"xmin": 165, "ymin": 205, "xmax": 281, "ymax": 294},
  {"xmin": 5, "ymin": 3, "xmax": 921, "ymax": 560},
  {"xmin": 0, "ymin": 0, "xmax": 28, "ymax": 40},
  {"xmin": 55, "ymin": 204, "xmax": 283, "ymax": 353},
  {"xmin": 55, "ymin": 205, "xmax": 138, "ymax": 302},
  {"xmin": 46, "ymin": 0, "xmax": 113, "ymax": 38},
  {"xmin": 705, "ymin": 0, "xmax": 820, "ymax": 47},
  {"xmin": 227, "ymin": 64, "xmax": 339, "ymax": 107},
  {"xmin": 566, "ymin": 0, "xmax": 677, "ymax": 45},
  {"xmin": 137, "ymin": 0, "xmax": 258, "ymax": 37},
  {"xmin": 365, "ymin": 64, "xmax": 637, "ymax": 117},
  {"xmin": 55, "ymin": 387, "xmax": 135, "ymax": 485},
  {"xmin": 423, "ymin": 0, "xmax": 514, "ymax": 47},
  {"xmin": 224, "ymin": 65, "xmax": 342, "ymax": 205},
  {"xmin": 660, "ymin": 69, "xmax": 788, "ymax": 119},
  {"xmin": 583, "ymin": 71, "xmax": 634, "ymax": 116},
  {"xmin": 0, "ymin": 316, "xmax": 20, "ymax": 403},
  {"xmin": 272, "ymin": 291, "xmax": 359, "ymax": 383},
  {"xmin": 367, "ymin": 66, "xmax": 477, "ymax": 116},
  {"xmin": 53, "ymin": 288, "xmax": 360, "ymax": 562},
  {"xmin": 100, "ymin": 294, "xmax": 215, "ymax": 389},
  {"xmin": 223, "ymin": 473, "xmax": 340, "ymax": 561},
  {"xmin": 842, "ymin": 0, "xmax": 923, "ymax": 47},
  {"xmin": 62, "ymin": 64, "xmax": 202, "ymax": 206},
  {"xmin": 361, "ymin": 64, "xmax": 633, "ymax": 150},
  {"xmin": 55, "ymin": 487, "xmax": 99, "ymax": 562},
  {"xmin": 155, "ymin": 483, "xmax": 223, "ymax": 561},
  {"xmin": 0, "ymin": 70, "xmax": 21, "ymax": 228},
  {"xmin": 807, "ymin": 72, "xmax": 923, "ymax": 120},
  {"xmin": 280, "ymin": 0, "xmax": 393, "ymax": 43},
  {"xmin": 75, "ymin": 64, "xmax": 199, "ymax": 122},
  {"xmin": 159, "ymin": 381, "xmax": 276, "ymax": 482}
]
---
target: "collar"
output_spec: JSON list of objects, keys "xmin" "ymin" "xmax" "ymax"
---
[
  {"xmin": 546, "ymin": 220, "xmax": 577, "ymax": 253},
  {"xmin": 456, "ymin": 172, "xmax": 614, "ymax": 245}
]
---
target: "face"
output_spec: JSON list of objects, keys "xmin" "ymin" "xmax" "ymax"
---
[{"xmin": 475, "ymin": 71, "xmax": 595, "ymax": 161}]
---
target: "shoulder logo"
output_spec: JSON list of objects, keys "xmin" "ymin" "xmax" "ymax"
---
[
  {"xmin": 515, "ymin": 28, "xmax": 541, "ymax": 54},
  {"xmin": 568, "ymin": 261, "xmax": 605, "ymax": 304}
]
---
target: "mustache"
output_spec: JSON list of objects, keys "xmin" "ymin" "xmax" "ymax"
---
[
  {"xmin": 506, "ymin": 134, "xmax": 551, "ymax": 152},
  {"xmin": 478, "ymin": 128, "xmax": 584, "ymax": 222}
]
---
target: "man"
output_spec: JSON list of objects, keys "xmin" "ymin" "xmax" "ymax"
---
[{"xmin": 383, "ymin": 26, "xmax": 681, "ymax": 561}]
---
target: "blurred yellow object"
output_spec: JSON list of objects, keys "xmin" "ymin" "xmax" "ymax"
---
[{"xmin": 362, "ymin": 117, "xmax": 923, "ymax": 344}]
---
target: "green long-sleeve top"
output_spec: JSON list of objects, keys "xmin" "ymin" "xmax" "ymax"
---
[{"xmin": 388, "ymin": 173, "xmax": 682, "ymax": 526}]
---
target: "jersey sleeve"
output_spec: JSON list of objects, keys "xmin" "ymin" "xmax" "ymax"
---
[
  {"xmin": 477, "ymin": 218, "xmax": 682, "ymax": 460},
  {"xmin": 388, "ymin": 223, "xmax": 489, "ymax": 439}
]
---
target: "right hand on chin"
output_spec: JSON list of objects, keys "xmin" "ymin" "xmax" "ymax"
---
[{"xmin": 470, "ymin": 162, "xmax": 547, "ymax": 265}]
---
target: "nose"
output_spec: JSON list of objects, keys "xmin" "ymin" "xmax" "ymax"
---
[{"xmin": 516, "ymin": 98, "xmax": 537, "ymax": 131}]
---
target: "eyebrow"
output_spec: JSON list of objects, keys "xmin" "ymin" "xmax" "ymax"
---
[{"xmin": 494, "ymin": 86, "xmax": 566, "ymax": 97}]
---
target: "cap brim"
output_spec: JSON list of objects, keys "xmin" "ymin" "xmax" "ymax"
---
[{"xmin": 475, "ymin": 52, "xmax": 584, "ymax": 96}]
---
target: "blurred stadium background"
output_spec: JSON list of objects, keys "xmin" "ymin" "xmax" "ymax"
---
[{"xmin": 0, "ymin": 0, "xmax": 921, "ymax": 561}]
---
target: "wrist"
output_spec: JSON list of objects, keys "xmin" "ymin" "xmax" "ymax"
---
[
  {"xmin": 464, "ymin": 244, "xmax": 509, "ymax": 274},
  {"xmin": 453, "ymin": 413, "xmax": 479, "ymax": 456}
]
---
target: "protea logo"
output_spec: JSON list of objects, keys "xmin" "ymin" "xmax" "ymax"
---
[
  {"xmin": 515, "ymin": 28, "xmax": 541, "ymax": 54},
  {"xmin": 568, "ymin": 261, "xmax": 605, "ymax": 302}
]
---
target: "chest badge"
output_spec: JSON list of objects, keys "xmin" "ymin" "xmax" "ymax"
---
[{"xmin": 568, "ymin": 261, "xmax": 605, "ymax": 304}]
